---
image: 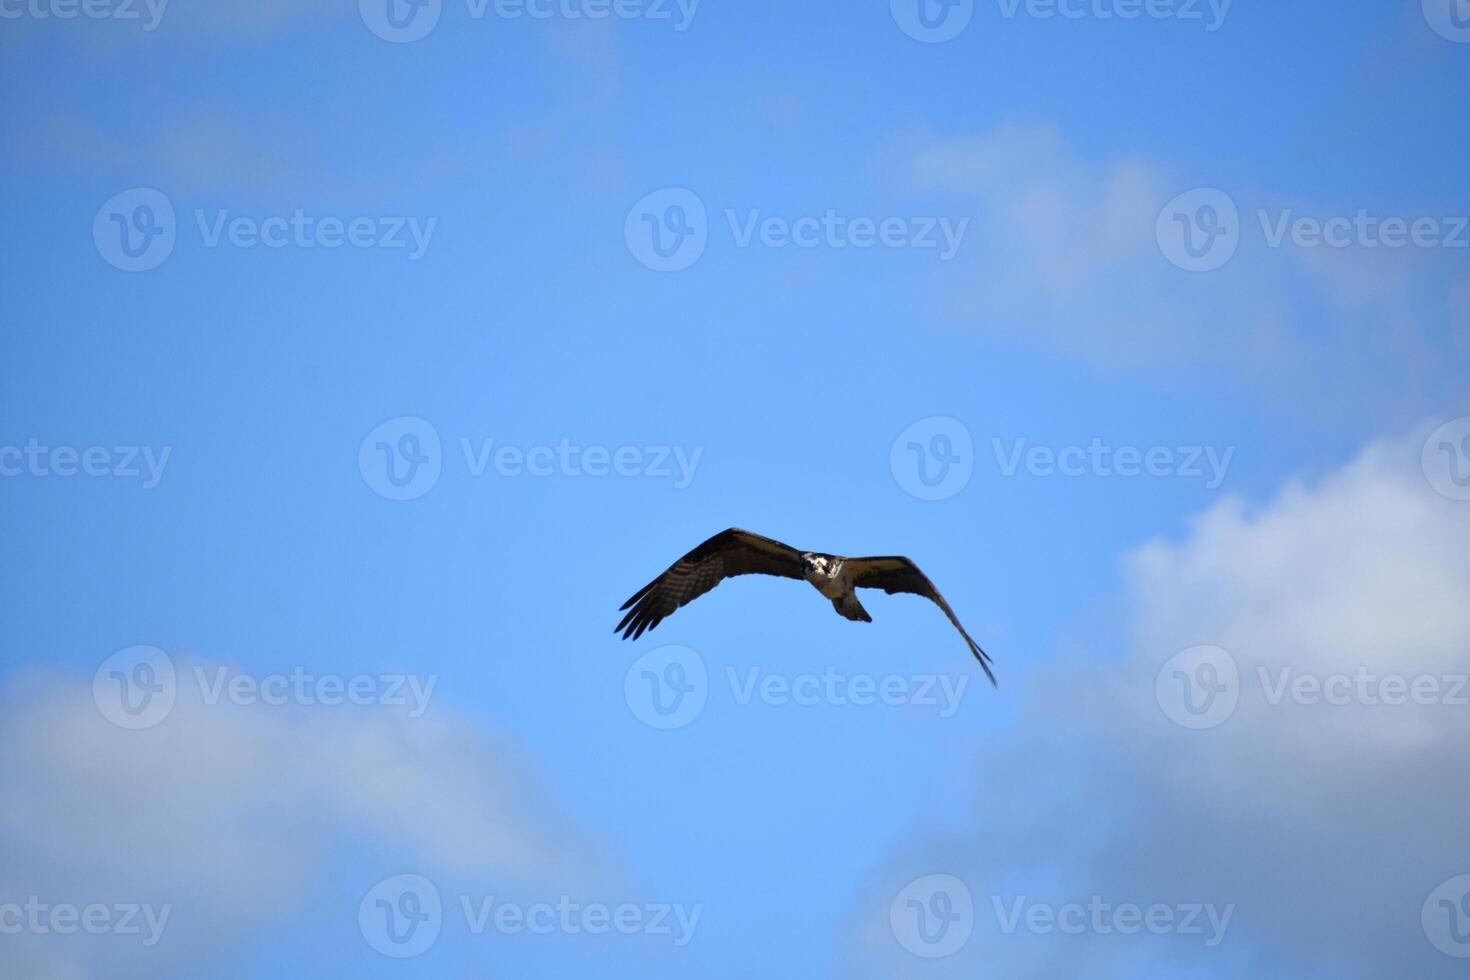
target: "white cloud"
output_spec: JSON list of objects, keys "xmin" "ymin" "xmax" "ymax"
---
[
  {"xmin": 841, "ymin": 426, "xmax": 1470, "ymax": 978},
  {"xmin": 913, "ymin": 125, "xmax": 1275, "ymax": 375},
  {"xmin": 0, "ymin": 665, "xmax": 602, "ymax": 979},
  {"xmin": 916, "ymin": 126, "xmax": 1161, "ymax": 290},
  {"xmin": 911, "ymin": 127, "xmax": 1470, "ymax": 427}
]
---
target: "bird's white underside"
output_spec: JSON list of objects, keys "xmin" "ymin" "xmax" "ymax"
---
[{"xmin": 802, "ymin": 554, "xmax": 852, "ymax": 600}]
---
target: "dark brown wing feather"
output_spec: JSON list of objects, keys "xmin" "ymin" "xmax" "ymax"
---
[
  {"xmin": 616, "ymin": 528, "xmax": 805, "ymax": 641},
  {"xmin": 848, "ymin": 556, "xmax": 997, "ymax": 686}
]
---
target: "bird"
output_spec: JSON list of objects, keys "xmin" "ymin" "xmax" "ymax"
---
[{"xmin": 615, "ymin": 527, "xmax": 996, "ymax": 685}]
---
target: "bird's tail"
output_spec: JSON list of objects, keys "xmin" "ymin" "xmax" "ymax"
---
[{"xmin": 832, "ymin": 594, "xmax": 873, "ymax": 623}]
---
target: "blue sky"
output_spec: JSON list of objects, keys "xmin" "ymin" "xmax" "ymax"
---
[{"xmin": 2, "ymin": 2, "xmax": 1469, "ymax": 978}]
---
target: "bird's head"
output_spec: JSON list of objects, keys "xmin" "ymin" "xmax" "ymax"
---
[{"xmin": 801, "ymin": 553, "xmax": 833, "ymax": 578}]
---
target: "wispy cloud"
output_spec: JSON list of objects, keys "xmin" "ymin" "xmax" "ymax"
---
[
  {"xmin": 911, "ymin": 126, "xmax": 1470, "ymax": 429},
  {"xmin": 0, "ymin": 663, "xmax": 606, "ymax": 979}
]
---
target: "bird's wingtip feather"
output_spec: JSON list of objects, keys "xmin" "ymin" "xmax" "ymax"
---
[{"xmin": 972, "ymin": 642, "xmax": 998, "ymax": 687}]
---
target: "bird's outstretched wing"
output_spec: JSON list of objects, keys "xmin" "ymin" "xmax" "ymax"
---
[
  {"xmin": 616, "ymin": 528, "xmax": 805, "ymax": 641},
  {"xmin": 848, "ymin": 556, "xmax": 997, "ymax": 686}
]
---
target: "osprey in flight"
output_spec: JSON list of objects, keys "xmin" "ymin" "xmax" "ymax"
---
[{"xmin": 615, "ymin": 528, "xmax": 996, "ymax": 685}]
